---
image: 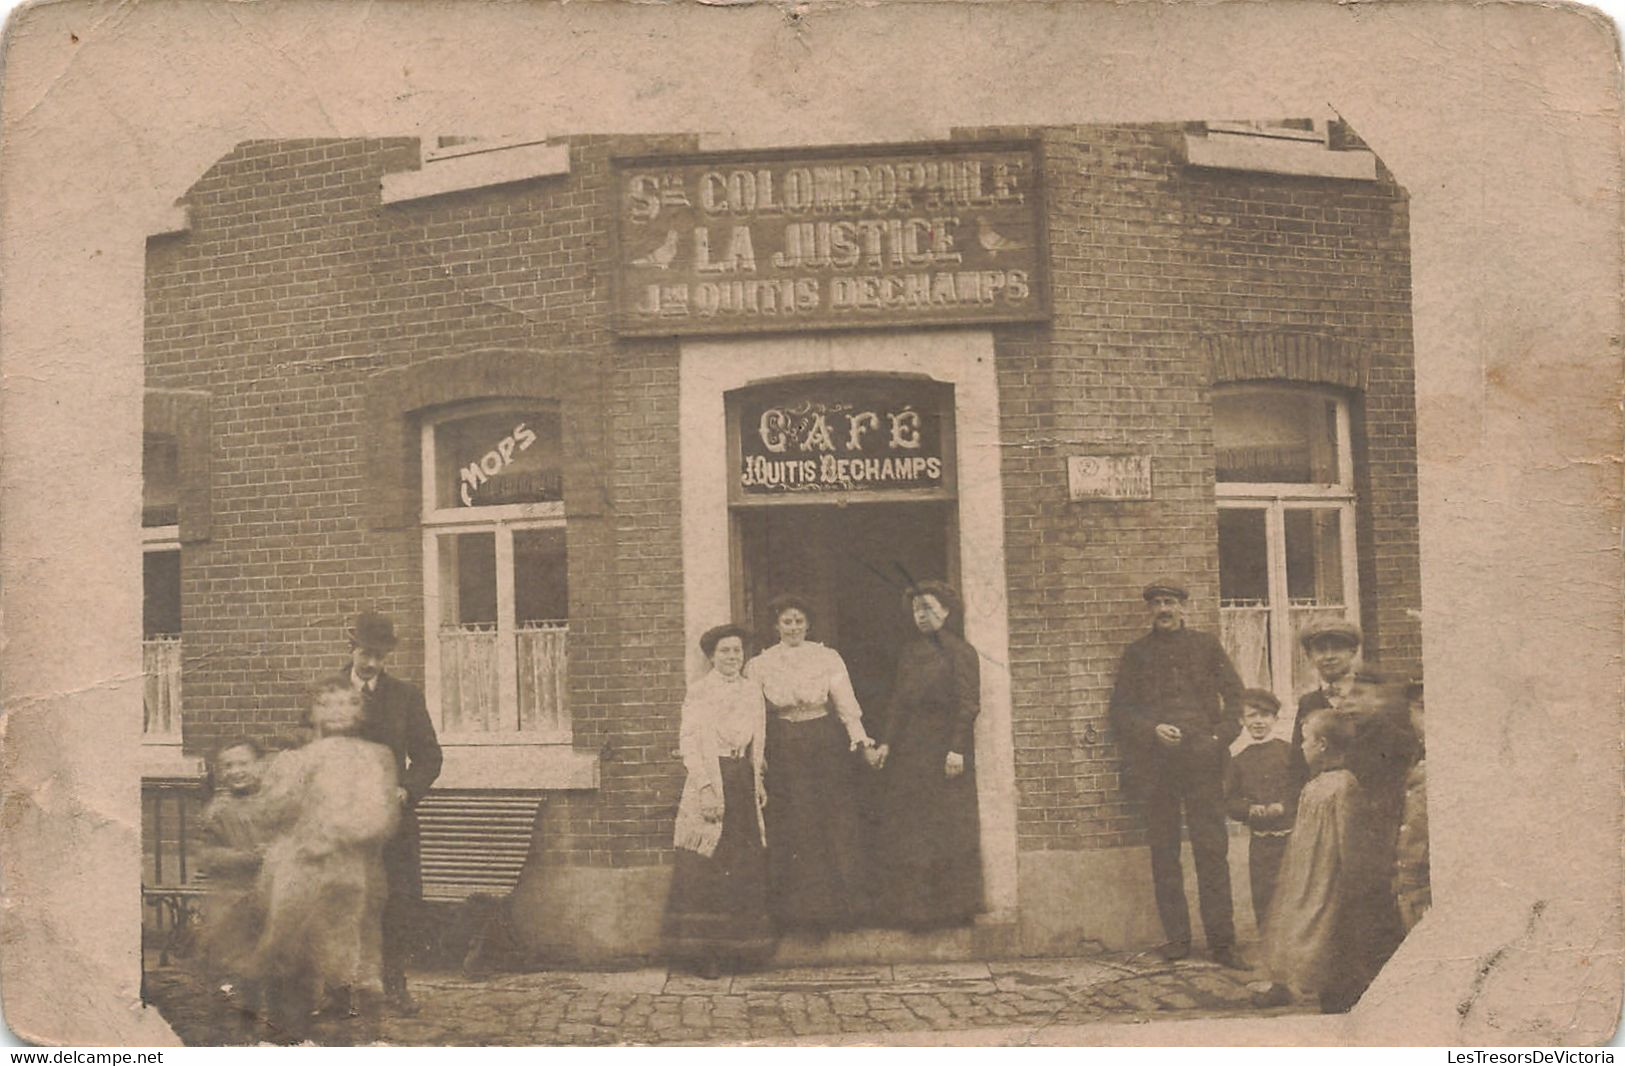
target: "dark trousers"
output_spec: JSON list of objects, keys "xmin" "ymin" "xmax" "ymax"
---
[
  {"xmin": 1143, "ymin": 769, "xmax": 1235, "ymax": 951},
  {"xmin": 381, "ymin": 812, "xmax": 424, "ymax": 991},
  {"xmin": 1247, "ymin": 832, "xmax": 1291, "ymax": 931}
]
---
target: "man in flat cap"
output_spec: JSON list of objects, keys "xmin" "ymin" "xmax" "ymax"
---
[
  {"xmin": 1109, "ymin": 580, "xmax": 1246, "ymax": 967},
  {"xmin": 339, "ymin": 611, "xmax": 443, "ymax": 1014},
  {"xmin": 1288, "ymin": 617, "xmax": 1363, "ymax": 791}
]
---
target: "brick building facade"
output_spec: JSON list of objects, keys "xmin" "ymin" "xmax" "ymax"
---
[{"xmin": 142, "ymin": 123, "xmax": 1420, "ymax": 964}]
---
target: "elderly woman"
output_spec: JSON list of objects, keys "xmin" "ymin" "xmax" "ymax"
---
[
  {"xmin": 745, "ymin": 594, "xmax": 878, "ymax": 931},
  {"xmin": 662, "ymin": 623, "xmax": 773, "ymax": 976},
  {"xmin": 871, "ymin": 580, "xmax": 983, "ymax": 929}
]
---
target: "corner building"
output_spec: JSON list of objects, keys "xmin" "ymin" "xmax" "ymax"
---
[{"xmin": 141, "ymin": 124, "xmax": 1421, "ymax": 964}]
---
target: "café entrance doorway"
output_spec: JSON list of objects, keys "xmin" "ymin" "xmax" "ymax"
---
[{"xmin": 733, "ymin": 500, "xmax": 955, "ymax": 765}]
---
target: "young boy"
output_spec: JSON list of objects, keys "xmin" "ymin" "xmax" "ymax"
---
[
  {"xmin": 252, "ymin": 680, "xmax": 401, "ymax": 1038},
  {"xmin": 1253, "ymin": 708, "xmax": 1387, "ymax": 1014},
  {"xmin": 1289, "ymin": 618, "xmax": 1363, "ymax": 792},
  {"xmin": 196, "ymin": 740, "xmax": 270, "ymax": 1007},
  {"xmin": 1224, "ymin": 689, "xmax": 1296, "ymax": 931}
]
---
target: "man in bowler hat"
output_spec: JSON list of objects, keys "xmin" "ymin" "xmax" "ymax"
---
[
  {"xmin": 340, "ymin": 611, "xmax": 443, "ymax": 1014},
  {"xmin": 1109, "ymin": 580, "xmax": 1247, "ymax": 968}
]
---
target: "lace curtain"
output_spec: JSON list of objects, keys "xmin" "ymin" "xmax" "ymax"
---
[
  {"xmin": 441, "ymin": 626, "xmax": 501, "ymax": 732},
  {"xmin": 142, "ymin": 636, "xmax": 183, "ymax": 740},
  {"xmin": 517, "ymin": 624, "xmax": 569, "ymax": 736},
  {"xmin": 1220, "ymin": 605, "xmax": 1271, "ymax": 692},
  {"xmin": 440, "ymin": 622, "xmax": 569, "ymax": 734}
]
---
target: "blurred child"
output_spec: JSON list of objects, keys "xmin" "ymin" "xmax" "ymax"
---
[
  {"xmin": 1342, "ymin": 668, "xmax": 1418, "ymax": 966},
  {"xmin": 1224, "ymin": 689, "xmax": 1296, "ymax": 930},
  {"xmin": 196, "ymin": 740, "xmax": 269, "ymax": 1004},
  {"xmin": 1394, "ymin": 681, "xmax": 1429, "ymax": 932},
  {"xmin": 251, "ymin": 680, "xmax": 400, "ymax": 1038},
  {"xmin": 1253, "ymin": 709, "xmax": 1387, "ymax": 1014}
]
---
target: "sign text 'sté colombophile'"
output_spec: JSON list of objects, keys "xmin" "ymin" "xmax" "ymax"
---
[{"xmin": 615, "ymin": 142, "xmax": 1046, "ymax": 335}]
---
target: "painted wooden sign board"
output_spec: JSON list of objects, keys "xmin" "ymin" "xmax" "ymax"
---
[{"xmin": 613, "ymin": 140, "xmax": 1048, "ymax": 336}]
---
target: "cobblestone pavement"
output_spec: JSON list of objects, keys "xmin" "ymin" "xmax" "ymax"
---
[{"xmin": 147, "ymin": 949, "xmax": 1304, "ymax": 1046}]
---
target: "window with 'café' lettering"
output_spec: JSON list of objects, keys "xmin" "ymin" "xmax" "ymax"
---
[{"xmin": 421, "ymin": 402, "xmax": 570, "ymax": 742}]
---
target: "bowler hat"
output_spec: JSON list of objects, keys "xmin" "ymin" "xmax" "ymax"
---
[
  {"xmin": 1141, "ymin": 579, "xmax": 1189, "ymax": 602},
  {"xmin": 1298, "ymin": 617, "xmax": 1362, "ymax": 651},
  {"xmin": 348, "ymin": 611, "xmax": 398, "ymax": 651}
]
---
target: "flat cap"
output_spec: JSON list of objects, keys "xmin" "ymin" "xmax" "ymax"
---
[
  {"xmin": 1298, "ymin": 617, "xmax": 1362, "ymax": 650},
  {"xmin": 1141, "ymin": 579, "xmax": 1189, "ymax": 602}
]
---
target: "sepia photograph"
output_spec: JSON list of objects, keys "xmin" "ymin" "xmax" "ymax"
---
[
  {"xmin": 132, "ymin": 123, "xmax": 1426, "ymax": 1044},
  {"xmin": 1, "ymin": 0, "xmax": 1619, "ymax": 1050}
]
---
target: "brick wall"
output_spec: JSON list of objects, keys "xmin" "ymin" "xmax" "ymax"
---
[
  {"xmin": 147, "ymin": 125, "xmax": 1419, "ymax": 873},
  {"xmin": 145, "ymin": 135, "xmax": 699, "ymax": 868},
  {"xmin": 973, "ymin": 125, "xmax": 1420, "ymax": 853}
]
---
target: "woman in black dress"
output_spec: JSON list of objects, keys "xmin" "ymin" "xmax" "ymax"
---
[
  {"xmin": 662, "ymin": 624, "xmax": 774, "ymax": 976},
  {"xmin": 871, "ymin": 580, "xmax": 984, "ymax": 929}
]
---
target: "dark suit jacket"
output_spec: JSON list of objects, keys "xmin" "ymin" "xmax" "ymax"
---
[
  {"xmin": 348, "ymin": 667, "xmax": 444, "ymax": 807},
  {"xmin": 1108, "ymin": 625, "xmax": 1244, "ymax": 791}
]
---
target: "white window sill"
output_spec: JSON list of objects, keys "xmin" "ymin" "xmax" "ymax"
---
[
  {"xmin": 1182, "ymin": 133, "xmax": 1376, "ymax": 181},
  {"xmin": 438, "ymin": 743, "xmax": 598, "ymax": 790},
  {"xmin": 381, "ymin": 141, "xmax": 571, "ymax": 206},
  {"xmin": 140, "ymin": 744, "xmax": 205, "ymax": 781}
]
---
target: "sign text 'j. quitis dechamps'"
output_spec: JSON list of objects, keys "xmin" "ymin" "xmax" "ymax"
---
[{"xmin": 737, "ymin": 384, "xmax": 948, "ymax": 497}]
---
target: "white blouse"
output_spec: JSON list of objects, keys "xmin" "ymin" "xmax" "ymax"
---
[
  {"xmin": 745, "ymin": 641, "xmax": 870, "ymax": 748},
  {"xmin": 682, "ymin": 669, "xmax": 765, "ymax": 766},
  {"xmin": 673, "ymin": 668, "xmax": 767, "ymax": 856}
]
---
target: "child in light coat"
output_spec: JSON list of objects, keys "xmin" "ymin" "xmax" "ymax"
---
[{"xmin": 250, "ymin": 680, "xmax": 400, "ymax": 1037}]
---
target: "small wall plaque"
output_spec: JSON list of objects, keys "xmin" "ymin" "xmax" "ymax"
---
[{"xmin": 1067, "ymin": 454, "xmax": 1152, "ymax": 501}]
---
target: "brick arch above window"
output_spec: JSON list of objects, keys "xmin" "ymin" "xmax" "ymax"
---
[
  {"xmin": 363, "ymin": 349, "xmax": 572, "ymax": 530},
  {"xmin": 144, "ymin": 388, "xmax": 212, "ymax": 543},
  {"xmin": 1204, "ymin": 332, "xmax": 1369, "ymax": 392}
]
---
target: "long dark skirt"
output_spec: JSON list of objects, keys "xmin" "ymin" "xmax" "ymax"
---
[
  {"xmin": 764, "ymin": 714, "xmax": 869, "ymax": 930},
  {"xmin": 874, "ymin": 724, "xmax": 982, "ymax": 929},
  {"xmin": 662, "ymin": 757, "xmax": 774, "ymax": 969}
]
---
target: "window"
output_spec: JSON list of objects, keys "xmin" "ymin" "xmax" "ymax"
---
[
  {"xmin": 143, "ymin": 434, "xmax": 180, "ymax": 528},
  {"xmin": 421, "ymin": 403, "xmax": 569, "ymax": 742},
  {"xmin": 1215, "ymin": 385, "xmax": 1359, "ymax": 708},
  {"xmin": 1206, "ymin": 118, "xmax": 1329, "ymax": 145},
  {"xmin": 143, "ymin": 433, "xmax": 182, "ymax": 744}
]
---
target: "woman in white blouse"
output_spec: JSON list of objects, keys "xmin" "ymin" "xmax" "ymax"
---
[
  {"xmin": 662, "ymin": 623, "xmax": 774, "ymax": 976},
  {"xmin": 745, "ymin": 594, "xmax": 880, "ymax": 931}
]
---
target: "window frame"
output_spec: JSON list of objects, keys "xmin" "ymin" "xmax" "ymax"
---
[
  {"xmin": 1215, "ymin": 384, "xmax": 1361, "ymax": 707},
  {"xmin": 142, "ymin": 529, "xmax": 183, "ymax": 747},
  {"xmin": 420, "ymin": 403, "xmax": 570, "ymax": 746},
  {"xmin": 1206, "ymin": 118, "xmax": 1330, "ymax": 146}
]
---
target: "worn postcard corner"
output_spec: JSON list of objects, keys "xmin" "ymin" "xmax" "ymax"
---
[{"xmin": 0, "ymin": 0, "xmax": 1620, "ymax": 1048}]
